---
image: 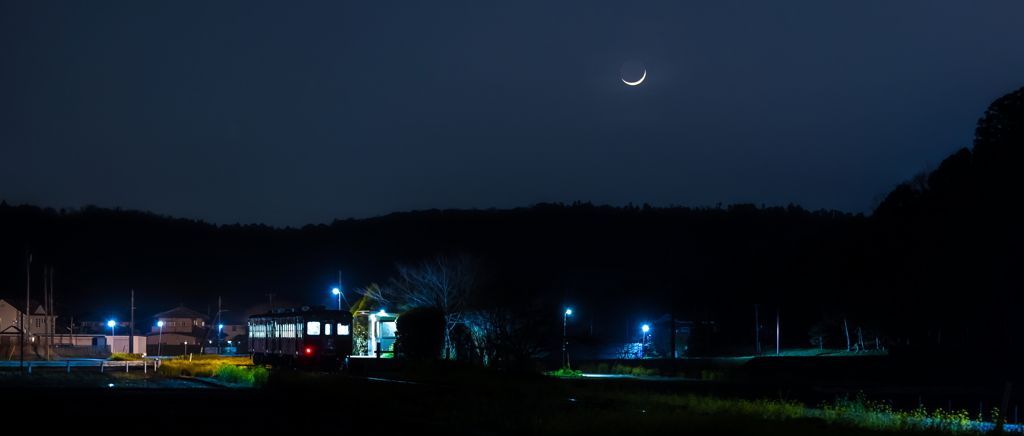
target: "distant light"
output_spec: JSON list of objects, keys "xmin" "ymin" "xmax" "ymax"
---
[
  {"xmin": 642, "ymin": 325, "xmax": 649, "ymax": 333},
  {"xmin": 305, "ymin": 347, "xmax": 313, "ymax": 354},
  {"xmin": 157, "ymin": 321, "xmax": 164, "ymax": 327},
  {"xmin": 566, "ymin": 309, "xmax": 572, "ymax": 315},
  {"xmin": 107, "ymin": 320, "xmax": 115, "ymax": 328},
  {"xmin": 219, "ymin": 324, "xmax": 223, "ymax": 329},
  {"xmin": 378, "ymin": 309, "xmax": 387, "ymax": 316},
  {"xmin": 333, "ymin": 288, "xmax": 340, "ymax": 295},
  {"xmin": 108, "ymin": 383, "xmax": 114, "ymax": 387}
]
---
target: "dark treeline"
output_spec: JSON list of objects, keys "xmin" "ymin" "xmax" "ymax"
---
[{"xmin": 1, "ymin": 86, "xmax": 1020, "ymax": 356}]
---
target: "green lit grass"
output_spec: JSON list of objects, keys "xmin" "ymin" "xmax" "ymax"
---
[
  {"xmin": 211, "ymin": 363, "xmax": 269, "ymax": 387},
  {"xmin": 155, "ymin": 355, "xmax": 255, "ymax": 379},
  {"xmin": 816, "ymin": 391, "xmax": 991, "ymax": 434},
  {"xmin": 109, "ymin": 353, "xmax": 147, "ymax": 361}
]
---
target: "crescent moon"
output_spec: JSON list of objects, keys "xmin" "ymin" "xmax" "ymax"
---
[{"xmin": 622, "ymin": 70, "xmax": 646, "ymax": 86}]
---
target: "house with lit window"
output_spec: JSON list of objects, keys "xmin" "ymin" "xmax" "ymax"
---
[
  {"xmin": 0, "ymin": 299, "xmax": 56, "ymax": 345},
  {"xmin": 145, "ymin": 305, "xmax": 210, "ymax": 355},
  {"xmin": 212, "ymin": 315, "xmax": 249, "ymax": 354}
]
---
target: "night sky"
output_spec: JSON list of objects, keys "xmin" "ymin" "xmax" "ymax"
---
[{"xmin": 3, "ymin": 2, "xmax": 1023, "ymax": 228}]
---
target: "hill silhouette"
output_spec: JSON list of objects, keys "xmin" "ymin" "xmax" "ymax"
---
[{"xmin": 1, "ymin": 86, "xmax": 1021, "ymax": 354}]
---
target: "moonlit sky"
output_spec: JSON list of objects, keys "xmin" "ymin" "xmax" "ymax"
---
[{"xmin": 3, "ymin": 1, "xmax": 1023, "ymax": 227}]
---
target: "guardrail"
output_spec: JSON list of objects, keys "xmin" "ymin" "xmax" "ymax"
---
[{"xmin": 0, "ymin": 360, "xmax": 161, "ymax": 373}]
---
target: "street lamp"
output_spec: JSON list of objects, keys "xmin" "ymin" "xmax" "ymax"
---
[
  {"xmin": 562, "ymin": 309, "xmax": 572, "ymax": 368},
  {"xmin": 107, "ymin": 320, "xmax": 116, "ymax": 353},
  {"xmin": 218, "ymin": 324, "xmax": 224, "ymax": 354},
  {"xmin": 333, "ymin": 288, "xmax": 342, "ymax": 311},
  {"xmin": 157, "ymin": 321, "xmax": 164, "ymax": 357},
  {"xmin": 641, "ymin": 325, "xmax": 650, "ymax": 358}
]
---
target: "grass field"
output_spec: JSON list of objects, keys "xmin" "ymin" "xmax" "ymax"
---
[
  {"xmin": 2, "ymin": 353, "xmax": 1013, "ymax": 434},
  {"xmin": 265, "ymin": 361, "xmax": 1002, "ymax": 435},
  {"xmin": 155, "ymin": 355, "xmax": 268, "ymax": 386}
]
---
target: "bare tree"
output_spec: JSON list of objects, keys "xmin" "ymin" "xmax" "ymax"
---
[
  {"xmin": 358, "ymin": 283, "xmax": 393, "ymax": 309},
  {"xmin": 471, "ymin": 297, "xmax": 554, "ymax": 370},
  {"xmin": 906, "ymin": 163, "xmax": 934, "ymax": 193},
  {"xmin": 385, "ymin": 254, "xmax": 479, "ymax": 359}
]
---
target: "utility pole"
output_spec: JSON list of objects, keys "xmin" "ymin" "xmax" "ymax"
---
[
  {"xmin": 776, "ymin": 307, "xmax": 780, "ymax": 356},
  {"xmin": 335, "ymin": 271, "xmax": 349, "ymax": 309},
  {"xmin": 50, "ymin": 267, "xmax": 54, "ymax": 349},
  {"xmin": 754, "ymin": 304, "xmax": 760, "ymax": 356},
  {"xmin": 670, "ymin": 245, "xmax": 676, "ymax": 364},
  {"xmin": 129, "ymin": 290, "xmax": 135, "ymax": 353},
  {"xmin": 44, "ymin": 266, "xmax": 50, "ymax": 360},
  {"xmin": 217, "ymin": 296, "xmax": 222, "ymax": 354},
  {"xmin": 21, "ymin": 252, "xmax": 30, "ymax": 374},
  {"xmin": 49, "ymin": 267, "xmax": 53, "ymax": 358},
  {"xmin": 43, "ymin": 265, "xmax": 48, "ymax": 359}
]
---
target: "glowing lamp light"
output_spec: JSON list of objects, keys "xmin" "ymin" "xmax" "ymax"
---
[
  {"xmin": 378, "ymin": 309, "xmax": 387, "ymax": 316},
  {"xmin": 305, "ymin": 347, "xmax": 313, "ymax": 354},
  {"xmin": 157, "ymin": 321, "xmax": 164, "ymax": 327},
  {"xmin": 332, "ymin": 288, "xmax": 340, "ymax": 295},
  {"xmin": 107, "ymin": 320, "xmax": 116, "ymax": 328},
  {"xmin": 642, "ymin": 325, "xmax": 649, "ymax": 333},
  {"xmin": 219, "ymin": 324, "xmax": 223, "ymax": 329},
  {"xmin": 565, "ymin": 309, "xmax": 572, "ymax": 315}
]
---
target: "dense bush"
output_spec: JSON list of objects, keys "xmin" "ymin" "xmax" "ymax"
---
[
  {"xmin": 578, "ymin": 363, "xmax": 659, "ymax": 376},
  {"xmin": 395, "ymin": 307, "xmax": 446, "ymax": 360},
  {"xmin": 109, "ymin": 353, "xmax": 146, "ymax": 361},
  {"xmin": 213, "ymin": 363, "xmax": 269, "ymax": 387}
]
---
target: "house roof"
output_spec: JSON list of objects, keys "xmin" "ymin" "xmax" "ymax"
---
[
  {"xmin": 0, "ymin": 299, "xmax": 46, "ymax": 315},
  {"xmin": 152, "ymin": 305, "xmax": 209, "ymax": 321},
  {"xmin": 145, "ymin": 326, "xmax": 208, "ymax": 338},
  {"xmin": 652, "ymin": 313, "xmax": 692, "ymax": 325}
]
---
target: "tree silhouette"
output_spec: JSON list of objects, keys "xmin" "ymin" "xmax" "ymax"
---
[
  {"xmin": 382, "ymin": 254, "xmax": 480, "ymax": 359},
  {"xmin": 395, "ymin": 307, "xmax": 446, "ymax": 360},
  {"xmin": 973, "ymin": 86, "xmax": 1024, "ymax": 163}
]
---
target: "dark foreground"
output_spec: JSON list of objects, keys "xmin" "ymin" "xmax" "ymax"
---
[{"xmin": 2, "ymin": 365, "xmax": 1016, "ymax": 435}]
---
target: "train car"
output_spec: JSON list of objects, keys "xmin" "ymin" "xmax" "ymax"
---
[{"xmin": 248, "ymin": 306, "xmax": 352, "ymax": 370}]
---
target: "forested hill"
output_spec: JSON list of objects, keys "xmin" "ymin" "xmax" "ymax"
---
[
  {"xmin": 0, "ymin": 201, "xmax": 862, "ymax": 325},
  {"xmin": 1, "ymin": 86, "xmax": 1020, "ymax": 351}
]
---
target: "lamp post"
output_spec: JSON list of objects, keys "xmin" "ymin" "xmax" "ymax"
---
[
  {"xmin": 562, "ymin": 309, "xmax": 572, "ymax": 368},
  {"xmin": 107, "ymin": 320, "xmax": 116, "ymax": 353},
  {"xmin": 157, "ymin": 321, "xmax": 164, "ymax": 357},
  {"xmin": 218, "ymin": 324, "xmax": 224, "ymax": 354},
  {"xmin": 641, "ymin": 325, "xmax": 650, "ymax": 358},
  {"xmin": 333, "ymin": 288, "xmax": 342, "ymax": 311}
]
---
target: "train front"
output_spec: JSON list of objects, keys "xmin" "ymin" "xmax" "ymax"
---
[{"xmin": 299, "ymin": 308, "xmax": 353, "ymax": 370}]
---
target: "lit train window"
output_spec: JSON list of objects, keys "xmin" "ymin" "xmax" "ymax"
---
[
  {"xmin": 325, "ymin": 323, "xmax": 332, "ymax": 335},
  {"xmin": 307, "ymin": 321, "xmax": 321, "ymax": 336},
  {"xmin": 338, "ymin": 324, "xmax": 350, "ymax": 335}
]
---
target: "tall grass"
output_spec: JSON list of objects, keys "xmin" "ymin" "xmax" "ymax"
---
[
  {"xmin": 212, "ymin": 363, "xmax": 269, "ymax": 387},
  {"xmin": 578, "ymin": 363, "xmax": 659, "ymax": 376},
  {"xmin": 155, "ymin": 355, "xmax": 255, "ymax": 379},
  {"xmin": 818, "ymin": 391, "xmax": 987, "ymax": 434},
  {"xmin": 108, "ymin": 353, "xmax": 146, "ymax": 361},
  {"xmin": 256, "ymin": 365, "xmax": 1003, "ymax": 435}
]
